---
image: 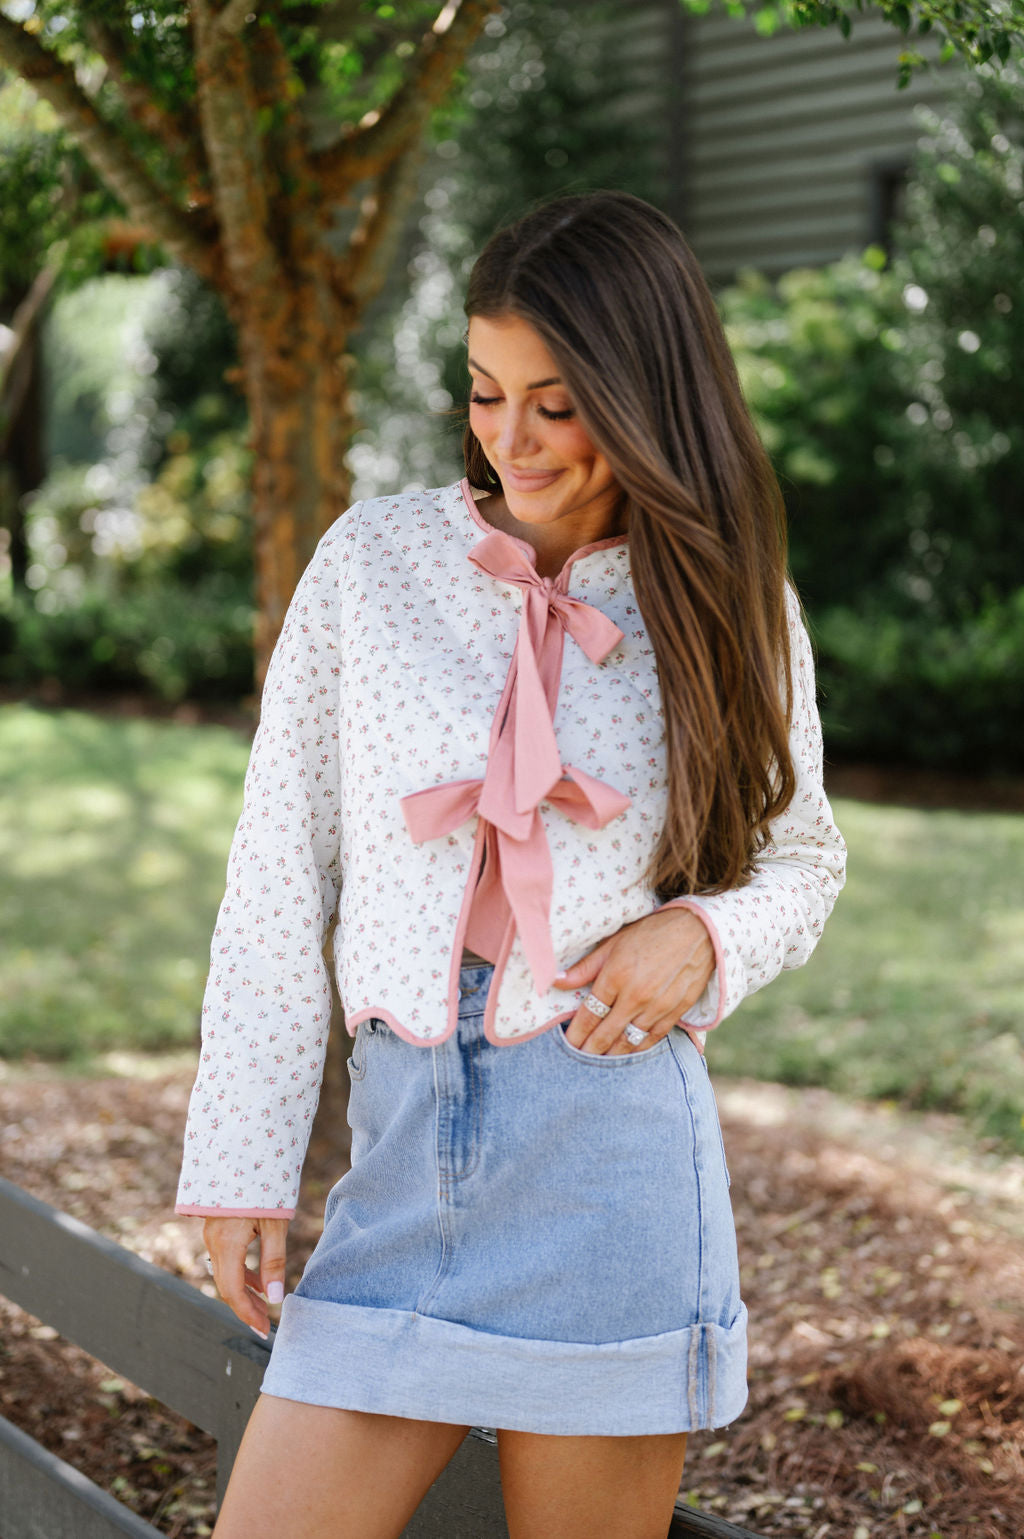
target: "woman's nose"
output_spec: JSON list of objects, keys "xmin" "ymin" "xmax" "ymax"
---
[{"xmin": 496, "ymin": 406, "xmax": 535, "ymax": 460}]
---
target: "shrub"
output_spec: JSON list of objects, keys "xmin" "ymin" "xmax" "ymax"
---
[
  {"xmin": 720, "ymin": 253, "xmax": 908, "ymax": 611},
  {"xmin": 885, "ymin": 61, "xmax": 1024, "ymax": 616},
  {"xmin": 719, "ymin": 60, "xmax": 1024, "ymax": 771},
  {"xmin": 0, "ymin": 577, "xmax": 254, "ymax": 701},
  {"xmin": 9, "ymin": 274, "xmax": 254, "ymax": 701},
  {"xmin": 813, "ymin": 590, "xmax": 1024, "ymax": 772}
]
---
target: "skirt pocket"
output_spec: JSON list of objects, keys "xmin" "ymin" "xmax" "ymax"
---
[
  {"xmin": 347, "ymin": 1016, "xmax": 384, "ymax": 1082},
  {"xmin": 552, "ymin": 1019, "xmax": 671, "ymax": 1067}
]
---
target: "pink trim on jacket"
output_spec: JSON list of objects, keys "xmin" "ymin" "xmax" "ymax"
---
[
  {"xmin": 175, "ymin": 1205, "xmax": 296, "ymax": 1219},
  {"xmin": 400, "ymin": 514, "xmax": 631, "ymax": 1021}
]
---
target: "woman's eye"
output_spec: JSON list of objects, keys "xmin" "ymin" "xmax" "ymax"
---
[{"xmin": 469, "ymin": 393, "xmax": 574, "ymax": 422}]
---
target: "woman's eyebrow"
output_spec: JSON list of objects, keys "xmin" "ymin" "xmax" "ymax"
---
[{"xmin": 467, "ymin": 357, "xmax": 562, "ymax": 390}]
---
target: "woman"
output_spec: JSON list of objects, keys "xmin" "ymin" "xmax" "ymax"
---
[{"xmin": 177, "ymin": 190, "xmax": 846, "ymax": 1538}]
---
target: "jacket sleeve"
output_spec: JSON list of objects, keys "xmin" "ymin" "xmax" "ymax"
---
[
  {"xmin": 663, "ymin": 586, "xmax": 847, "ymax": 1033},
  {"xmin": 175, "ymin": 508, "xmax": 360, "ymax": 1218}
]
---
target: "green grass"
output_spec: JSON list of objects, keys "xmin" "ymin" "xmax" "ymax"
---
[
  {"xmin": 2, "ymin": 703, "xmax": 1023, "ymax": 1148},
  {"xmin": 0, "ymin": 702, "xmax": 249, "ymax": 1060},
  {"xmin": 708, "ymin": 798, "xmax": 1024, "ymax": 1150}
]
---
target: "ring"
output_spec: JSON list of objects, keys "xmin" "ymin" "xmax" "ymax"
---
[
  {"xmin": 583, "ymin": 993, "xmax": 611, "ymax": 1019},
  {"xmin": 623, "ymin": 1023, "xmax": 649, "ymax": 1047}
]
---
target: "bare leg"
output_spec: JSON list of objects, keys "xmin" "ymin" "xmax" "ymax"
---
[
  {"xmin": 497, "ymin": 1429, "xmax": 688, "ymax": 1539},
  {"xmin": 213, "ymin": 1393, "xmax": 470, "ymax": 1539}
]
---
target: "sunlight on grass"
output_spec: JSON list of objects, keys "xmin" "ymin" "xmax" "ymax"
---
[
  {"xmin": 2, "ymin": 703, "xmax": 1022, "ymax": 1148},
  {"xmin": 0, "ymin": 703, "xmax": 249, "ymax": 1059},
  {"xmin": 710, "ymin": 800, "xmax": 1024, "ymax": 1148}
]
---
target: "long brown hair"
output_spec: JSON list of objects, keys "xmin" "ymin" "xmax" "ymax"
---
[{"xmin": 463, "ymin": 191, "xmax": 796, "ymax": 901}]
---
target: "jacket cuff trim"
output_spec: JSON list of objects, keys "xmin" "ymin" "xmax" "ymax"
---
[{"xmin": 174, "ymin": 1205, "xmax": 296, "ymax": 1219}]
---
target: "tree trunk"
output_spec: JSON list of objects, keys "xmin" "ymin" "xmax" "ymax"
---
[
  {"xmin": 237, "ymin": 264, "xmax": 353, "ymax": 684},
  {"xmin": 1, "ymin": 272, "xmax": 53, "ymax": 587},
  {"xmin": 0, "ymin": 350, "xmax": 40, "ymax": 587}
]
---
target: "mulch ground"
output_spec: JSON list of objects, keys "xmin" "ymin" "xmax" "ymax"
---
[{"xmin": 1, "ymin": 1063, "xmax": 1022, "ymax": 1539}]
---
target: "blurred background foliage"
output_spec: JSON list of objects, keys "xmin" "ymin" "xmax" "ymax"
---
[
  {"xmin": 1, "ymin": 28, "xmax": 1022, "ymax": 771},
  {"xmin": 0, "ymin": 76, "xmax": 117, "ymax": 290},
  {"xmin": 720, "ymin": 59, "xmax": 1024, "ymax": 771}
]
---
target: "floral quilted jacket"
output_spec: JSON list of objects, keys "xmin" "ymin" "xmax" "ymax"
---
[{"xmin": 175, "ymin": 480, "xmax": 846, "ymax": 1216}]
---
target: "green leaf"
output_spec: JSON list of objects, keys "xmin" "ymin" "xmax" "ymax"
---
[{"xmin": 755, "ymin": 6, "xmax": 783, "ymax": 36}]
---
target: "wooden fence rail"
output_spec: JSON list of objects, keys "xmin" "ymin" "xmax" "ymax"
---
[{"xmin": 0, "ymin": 1176, "xmax": 765, "ymax": 1539}]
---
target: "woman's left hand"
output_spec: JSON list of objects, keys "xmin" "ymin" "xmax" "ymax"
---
[{"xmin": 552, "ymin": 907, "xmax": 715, "ymax": 1055}]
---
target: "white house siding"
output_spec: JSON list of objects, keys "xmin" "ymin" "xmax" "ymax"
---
[{"xmin": 674, "ymin": 3, "xmax": 955, "ymax": 282}]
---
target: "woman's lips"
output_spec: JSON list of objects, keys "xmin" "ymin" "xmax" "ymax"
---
[{"xmin": 500, "ymin": 465, "xmax": 563, "ymax": 492}]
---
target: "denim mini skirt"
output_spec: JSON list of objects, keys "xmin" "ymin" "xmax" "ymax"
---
[{"xmin": 261, "ymin": 962, "xmax": 748, "ymax": 1435}]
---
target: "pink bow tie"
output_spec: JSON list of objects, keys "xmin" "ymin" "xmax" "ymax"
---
[
  {"xmin": 402, "ymin": 768, "xmax": 630, "ymax": 990},
  {"xmin": 400, "ymin": 529, "xmax": 631, "ymax": 993}
]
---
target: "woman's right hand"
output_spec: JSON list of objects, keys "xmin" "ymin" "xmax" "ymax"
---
[{"xmin": 203, "ymin": 1215, "xmax": 290, "ymax": 1339}]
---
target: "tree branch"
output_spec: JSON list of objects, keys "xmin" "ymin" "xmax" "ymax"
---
[
  {"xmin": 190, "ymin": 0, "xmax": 283, "ymax": 306},
  {"xmin": 0, "ymin": 266, "xmax": 57, "ymax": 454},
  {"xmin": 216, "ymin": 0, "xmax": 260, "ymax": 42},
  {"xmin": 250, "ymin": 22, "xmax": 315, "ymax": 241},
  {"xmin": 0, "ymin": 13, "xmax": 217, "ymax": 280},
  {"xmin": 311, "ymin": 0, "xmax": 498, "ymax": 198},
  {"xmin": 337, "ymin": 145, "xmax": 423, "ymax": 314},
  {"xmin": 84, "ymin": 15, "xmax": 210, "ymax": 199},
  {"xmin": 688, "ymin": 0, "xmax": 1024, "ymax": 74}
]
